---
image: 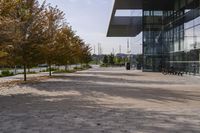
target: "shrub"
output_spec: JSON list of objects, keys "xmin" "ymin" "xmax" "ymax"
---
[
  {"xmin": 82, "ymin": 64, "xmax": 92, "ymax": 69},
  {"xmin": 18, "ymin": 71, "xmax": 37, "ymax": 74},
  {"xmin": 73, "ymin": 66, "xmax": 84, "ymax": 70},
  {"xmin": 0, "ymin": 70, "xmax": 14, "ymax": 77},
  {"xmin": 46, "ymin": 68, "xmax": 59, "ymax": 71},
  {"xmin": 27, "ymin": 71, "xmax": 37, "ymax": 74},
  {"xmin": 100, "ymin": 64, "xmax": 109, "ymax": 67},
  {"xmin": 53, "ymin": 69, "xmax": 76, "ymax": 74},
  {"xmin": 40, "ymin": 68, "xmax": 59, "ymax": 72}
]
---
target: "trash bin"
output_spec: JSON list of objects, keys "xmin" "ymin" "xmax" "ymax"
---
[
  {"xmin": 126, "ymin": 62, "xmax": 130, "ymax": 70},
  {"xmin": 137, "ymin": 64, "xmax": 141, "ymax": 70}
]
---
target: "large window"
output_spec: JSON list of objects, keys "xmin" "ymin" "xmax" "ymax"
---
[{"xmin": 142, "ymin": 0, "xmax": 200, "ymax": 73}]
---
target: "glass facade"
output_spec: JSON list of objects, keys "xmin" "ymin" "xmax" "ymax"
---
[
  {"xmin": 142, "ymin": 0, "xmax": 200, "ymax": 74},
  {"xmin": 143, "ymin": 10, "xmax": 163, "ymax": 71}
]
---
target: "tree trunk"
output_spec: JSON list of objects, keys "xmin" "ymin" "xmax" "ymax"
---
[
  {"xmin": 65, "ymin": 64, "xmax": 68, "ymax": 71},
  {"xmin": 24, "ymin": 65, "xmax": 27, "ymax": 81},
  {"xmin": 14, "ymin": 66, "xmax": 17, "ymax": 75},
  {"xmin": 49, "ymin": 63, "xmax": 52, "ymax": 76},
  {"xmin": 28, "ymin": 67, "xmax": 30, "ymax": 73}
]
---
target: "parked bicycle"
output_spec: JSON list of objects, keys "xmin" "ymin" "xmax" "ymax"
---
[
  {"xmin": 161, "ymin": 68, "xmax": 168, "ymax": 75},
  {"xmin": 161, "ymin": 67, "xmax": 183, "ymax": 76}
]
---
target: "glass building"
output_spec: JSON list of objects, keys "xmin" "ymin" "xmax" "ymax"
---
[{"xmin": 107, "ymin": 0, "xmax": 200, "ymax": 75}]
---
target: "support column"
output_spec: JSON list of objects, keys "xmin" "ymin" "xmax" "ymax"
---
[{"xmin": 199, "ymin": 52, "xmax": 200, "ymax": 74}]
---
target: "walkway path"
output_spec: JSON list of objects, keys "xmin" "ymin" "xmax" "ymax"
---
[{"xmin": 0, "ymin": 67, "xmax": 200, "ymax": 133}]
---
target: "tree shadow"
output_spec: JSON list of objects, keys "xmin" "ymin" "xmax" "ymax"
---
[
  {"xmin": 20, "ymin": 76, "xmax": 200, "ymax": 103},
  {"xmin": 0, "ymin": 93, "xmax": 199, "ymax": 133},
  {"xmin": 76, "ymin": 71, "xmax": 144, "ymax": 77},
  {"xmin": 1, "ymin": 70, "xmax": 200, "ymax": 132},
  {"xmin": 53, "ymin": 75, "xmax": 181, "ymax": 85}
]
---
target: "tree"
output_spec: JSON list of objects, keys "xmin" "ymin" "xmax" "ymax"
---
[
  {"xmin": 80, "ymin": 45, "xmax": 92, "ymax": 65},
  {"xmin": 0, "ymin": 0, "xmax": 46, "ymax": 81},
  {"xmin": 41, "ymin": 6, "xmax": 64, "ymax": 76},
  {"xmin": 70, "ymin": 36, "xmax": 82, "ymax": 65},
  {"xmin": 108, "ymin": 54, "xmax": 115, "ymax": 65},
  {"xmin": 0, "ymin": 0, "xmax": 17, "ymax": 66},
  {"xmin": 55, "ymin": 25, "xmax": 74, "ymax": 70},
  {"xmin": 0, "ymin": 51, "xmax": 8, "ymax": 65},
  {"xmin": 103, "ymin": 55, "xmax": 108, "ymax": 65},
  {"xmin": 0, "ymin": 0, "xmax": 92, "ymax": 80},
  {"xmin": 115, "ymin": 56, "xmax": 121, "ymax": 64}
]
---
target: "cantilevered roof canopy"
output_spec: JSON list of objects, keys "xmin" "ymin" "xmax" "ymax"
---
[
  {"xmin": 107, "ymin": 0, "xmax": 174, "ymax": 37},
  {"xmin": 113, "ymin": 0, "xmax": 174, "ymax": 10},
  {"xmin": 107, "ymin": 16, "xmax": 142, "ymax": 37},
  {"xmin": 107, "ymin": 0, "xmax": 143, "ymax": 37},
  {"xmin": 114, "ymin": 0, "xmax": 142, "ymax": 10}
]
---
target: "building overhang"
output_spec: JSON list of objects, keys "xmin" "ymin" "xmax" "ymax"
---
[
  {"xmin": 107, "ymin": 16, "xmax": 142, "ymax": 37},
  {"xmin": 114, "ymin": 0, "xmax": 142, "ymax": 10},
  {"xmin": 107, "ymin": 0, "xmax": 174, "ymax": 37},
  {"xmin": 113, "ymin": 0, "xmax": 174, "ymax": 10}
]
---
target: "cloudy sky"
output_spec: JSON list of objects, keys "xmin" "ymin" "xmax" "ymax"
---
[{"xmin": 39, "ymin": 0, "xmax": 142, "ymax": 54}]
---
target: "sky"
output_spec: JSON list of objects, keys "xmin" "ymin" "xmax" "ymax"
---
[{"xmin": 38, "ymin": 0, "xmax": 142, "ymax": 54}]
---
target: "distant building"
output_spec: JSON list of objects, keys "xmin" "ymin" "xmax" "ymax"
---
[{"xmin": 116, "ymin": 53, "xmax": 128, "ymax": 58}]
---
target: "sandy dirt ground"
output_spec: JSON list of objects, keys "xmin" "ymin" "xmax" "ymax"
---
[{"xmin": 0, "ymin": 67, "xmax": 200, "ymax": 133}]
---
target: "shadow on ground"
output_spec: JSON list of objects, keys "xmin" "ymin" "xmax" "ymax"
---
[
  {"xmin": 77, "ymin": 71, "xmax": 144, "ymax": 77},
  {"xmin": 0, "ymin": 93, "xmax": 200, "ymax": 133},
  {"xmin": 22, "ymin": 78, "xmax": 200, "ymax": 103},
  {"xmin": 0, "ymin": 70, "xmax": 200, "ymax": 133},
  {"xmin": 53, "ymin": 74, "xmax": 182, "ymax": 85}
]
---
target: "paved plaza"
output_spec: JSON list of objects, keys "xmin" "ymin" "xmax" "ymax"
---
[{"xmin": 0, "ymin": 67, "xmax": 200, "ymax": 133}]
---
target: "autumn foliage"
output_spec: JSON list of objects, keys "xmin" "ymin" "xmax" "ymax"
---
[{"xmin": 0, "ymin": 0, "xmax": 91, "ymax": 81}]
